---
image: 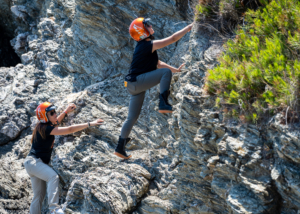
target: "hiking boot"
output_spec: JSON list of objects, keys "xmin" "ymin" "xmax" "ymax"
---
[
  {"xmin": 159, "ymin": 90, "xmax": 173, "ymax": 113},
  {"xmin": 114, "ymin": 136, "xmax": 132, "ymax": 159}
]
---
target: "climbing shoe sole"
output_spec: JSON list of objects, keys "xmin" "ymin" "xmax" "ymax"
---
[
  {"xmin": 114, "ymin": 152, "xmax": 132, "ymax": 159},
  {"xmin": 158, "ymin": 109, "xmax": 173, "ymax": 113}
]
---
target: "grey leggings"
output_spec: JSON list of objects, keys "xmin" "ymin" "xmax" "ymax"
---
[
  {"xmin": 24, "ymin": 156, "xmax": 60, "ymax": 214},
  {"xmin": 121, "ymin": 68, "xmax": 172, "ymax": 138}
]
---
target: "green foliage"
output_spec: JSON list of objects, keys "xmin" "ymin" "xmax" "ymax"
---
[
  {"xmin": 195, "ymin": 0, "xmax": 259, "ymax": 34},
  {"xmin": 205, "ymin": 0, "xmax": 300, "ymax": 123},
  {"xmin": 196, "ymin": 4, "xmax": 212, "ymax": 16}
]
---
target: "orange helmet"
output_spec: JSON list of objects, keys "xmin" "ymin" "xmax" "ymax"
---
[
  {"xmin": 129, "ymin": 18, "xmax": 151, "ymax": 42},
  {"xmin": 36, "ymin": 102, "xmax": 56, "ymax": 123}
]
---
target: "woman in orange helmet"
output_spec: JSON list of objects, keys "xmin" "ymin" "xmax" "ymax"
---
[
  {"xmin": 24, "ymin": 102, "xmax": 103, "ymax": 214},
  {"xmin": 114, "ymin": 17, "xmax": 193, "ymax": 159}
]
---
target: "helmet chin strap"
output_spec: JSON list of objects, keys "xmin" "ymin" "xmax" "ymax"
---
[{"xmin": 144, "ymin": 24, "xmax": 155, "ymax": 40}]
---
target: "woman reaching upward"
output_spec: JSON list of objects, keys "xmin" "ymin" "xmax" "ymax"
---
[
  {"xmin": 114, "ymin": 18, "xmax": 193, "ymax": 159},
  {"xmin": 24, "ymin": 102, "xmax": 103, "ymax": 214}
]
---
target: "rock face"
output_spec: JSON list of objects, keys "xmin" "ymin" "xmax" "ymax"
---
[
  {"xmin": 58, "ymin": 0, "xmax": 192, "ymax": 82},
  {"xmin": 1, "ymin": 0, "xmax": 300, "ymax": 214}
]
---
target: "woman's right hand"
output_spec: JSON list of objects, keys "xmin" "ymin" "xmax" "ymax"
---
[
  {"xmin": 90, "ymin": 119, "xmax": 104, "ymax": 126},
  {"xmin": 187, "ymin": 23, "xmax": 194, "ymax": 32},
  {"xmin": 65, "ymin": 103, "xmax": 76, "ymax": 113}
]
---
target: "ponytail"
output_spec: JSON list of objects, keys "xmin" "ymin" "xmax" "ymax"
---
[{"xmin": 31, "ymin": 122, "xmax": 48, "ymax": 144}]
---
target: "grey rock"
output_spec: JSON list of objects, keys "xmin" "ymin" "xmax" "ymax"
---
[
  {"xmin": 1, "ymin": 0, "xmax": 300, "ymax": 213},
  {"xmin": 0, "ymin": 130, "xmax": 32, "ymax": 213},
  {"xmin": 137, "ymin": 196, "xmax": 172, "ymax": 214}
]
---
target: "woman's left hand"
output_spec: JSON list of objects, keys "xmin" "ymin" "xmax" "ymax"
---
[
  {"xmin": 176, "ymin": 63, "xmax": 185, "ymax": 73},
  {"xmin": 65, "ymin": 103, "xmax": 76, "ymax": 113}
]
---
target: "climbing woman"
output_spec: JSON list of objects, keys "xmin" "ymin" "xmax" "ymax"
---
[
  {"xmin": 114, "ymin": 18, "xmax": 193, "ymax": 159},
  {"xmin": 24, "ymin": 102, "xmax": 103, "ymax": 214}
]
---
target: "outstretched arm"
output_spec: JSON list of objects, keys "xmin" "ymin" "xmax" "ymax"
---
[
  {"xmin": 152, "ymin": 23, "xmax": 193, "ymax": 53},
  {"xmin": 157, "ymin": 60, "xmax": 186, "ymax": 73},
  {"xmin": 50, "ymin": 119, "xmax": 104, "ymax": 135}
]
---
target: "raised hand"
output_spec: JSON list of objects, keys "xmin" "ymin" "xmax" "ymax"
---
[
  {"xmin": 187, "ymin": 23, "xmax": 194, "ymax": 32},
  {"xmin": 176, "ymin": 63, "xmax": 186, "ymax": 73},
  {"xmin": 90, "ymin": 119, "xmax": 104, "ymax": 126},
  {"xmin": 65, "ymin": 103, "xmax": 76, "ymax": 113}
]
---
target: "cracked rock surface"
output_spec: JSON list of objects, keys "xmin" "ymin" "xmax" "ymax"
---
[{"xmin": 1, "ymin": 0, "xmax": 300, "ymax": 214}]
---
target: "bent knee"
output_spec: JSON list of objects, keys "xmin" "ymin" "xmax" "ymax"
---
[
  {"xmin": 163, "ymin": 68, "xmax": 172, "ymax": 76},
  {"xmin": 48, "ymin": 174, "xmax": 59, "ymax": 182}
]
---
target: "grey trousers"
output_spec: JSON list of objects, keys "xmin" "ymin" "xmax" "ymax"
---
[
  {"xmin": 24, "ymin": 156, "xmax": 60, "ymax": 214},
  {"xmin": 121, "ymin": 68, "xmax": 172, "ymax": 138}
]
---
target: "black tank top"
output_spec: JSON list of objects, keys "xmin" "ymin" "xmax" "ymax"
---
[
  {"xmin": 125, "ymin": 40, "xmax": 158, "ymax": 82},
  {"xmin": 28, "ymin": 125, "xmax": 55, "ymax": 164}
]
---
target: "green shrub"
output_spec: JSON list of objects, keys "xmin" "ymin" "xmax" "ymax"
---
[
  {"xmin": 195, "ymin": 0, "xmax": 260, "ymax": 34},
  {"xmin": 205, "ymin": 0, "xmax": 300, "ymax": 123}
]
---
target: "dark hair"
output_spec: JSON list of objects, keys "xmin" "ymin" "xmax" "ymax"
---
[
  {"xmin": 31, "ymin": 122, "xmax": 49, "ymax": 144},
  {"xmin": 140, "ymin": 35, "xmax": 155, "ymax": 42},
  {"xmin": 149, "ymin": 35, "xmax": 155, "ymax": 40}
]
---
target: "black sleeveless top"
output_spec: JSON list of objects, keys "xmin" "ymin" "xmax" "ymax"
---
[
  {"xmin": 125, "ymin": 40, "xmax": 158, "ymax": 82},
  {"xmin": 28, "ymin": 125, "xmax": 55, "ymax": 164}
]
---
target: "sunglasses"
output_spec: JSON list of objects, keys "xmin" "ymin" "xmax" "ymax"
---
[
  {"xmin": 48, "ymin": 110, "xmax": 57, "ymax": 116},
  {"xmin": 143, "ymin": 18, "xmax": 152, "ymax": 27}
]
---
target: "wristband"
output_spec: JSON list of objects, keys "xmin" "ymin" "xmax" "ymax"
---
[
  {"xmin": 88, "ymin": 122, "xmax": 90, "ymax": 127},
  {"xmin": 64, "ymin": 111, "xmax": 68, "ymax": 115}
]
